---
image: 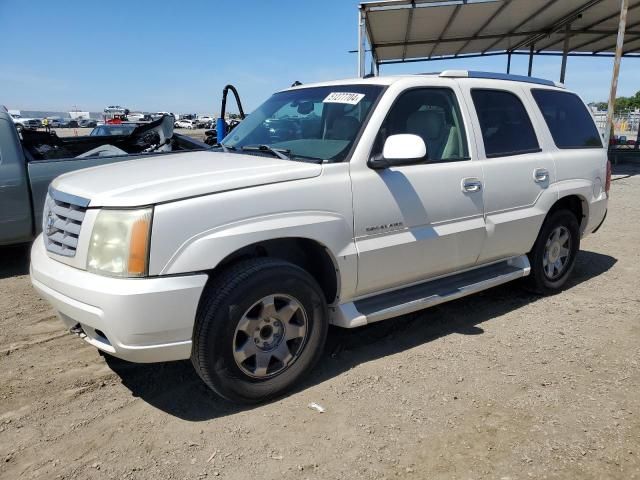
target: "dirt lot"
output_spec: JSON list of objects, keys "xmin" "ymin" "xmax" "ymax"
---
[{"xmin": 1, "ymin": 166, "xmax": 639, "ymax": 480}]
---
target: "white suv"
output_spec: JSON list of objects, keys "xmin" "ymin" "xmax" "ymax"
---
[{"xmin": 31, "ymin": 71, "xmax": 609, "ymax": 403}]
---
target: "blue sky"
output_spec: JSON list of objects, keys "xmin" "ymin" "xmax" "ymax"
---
[{"xmin": 1, "ymin": 0, "xmax": 639, "ymax": 114}]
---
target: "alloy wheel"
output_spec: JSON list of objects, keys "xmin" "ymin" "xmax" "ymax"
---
[
  {"xmin": 233, "ymin": 294, "xmax": 308, "ymax": 378},
  {"xmin": 543, "ymin": 226, "xmax": 572, "ymax": 280}
]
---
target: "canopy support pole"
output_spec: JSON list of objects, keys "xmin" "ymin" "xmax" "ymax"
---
[
  {"xmin": 358, "ymin": 6, "xmax": 367, "ymax": 78},
  {"xmin": 528, "ymin": 44, "xmax": 535, "ymax": 76},
  {"xmin": 605, "ymin": 0, "xmax": 629, "ymax": 143},
  {"xmin": 507, "ymin": 52, "xmax": 512, "ymax": 73},
  {"xmin": 560, "ymin": 23, "xmax": 571, "ymax": 83}
]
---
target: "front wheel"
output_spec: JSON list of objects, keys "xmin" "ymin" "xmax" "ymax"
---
[
  {"xmin": 526, "ymin": 209, "xmax": 580, "ymax": 294},
  {"xmin": 191, "ymin": 258, "xmax": 328, "ymax": 403}
]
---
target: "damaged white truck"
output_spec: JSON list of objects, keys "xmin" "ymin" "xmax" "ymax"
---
[
  {"xmin": 0, "ymin": 112, "xmax": 207, "ymax": 246},
  {"xmin": 31, "ymin": 71, "xmax": 609, "ymax": 403}
]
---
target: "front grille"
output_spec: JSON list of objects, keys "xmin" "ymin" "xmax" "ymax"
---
[{"xmin": 43, "ymin": 189, "xmax": 90, "ymax": 257}]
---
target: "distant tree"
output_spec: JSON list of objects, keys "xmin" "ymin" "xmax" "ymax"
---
[
  {"xmin": 592, "ymin": 90, "xmax": 640, "ymax": 112},
  {"xmin": 589, "ymin": 101, "xmax": 608, "ymax": 111}
]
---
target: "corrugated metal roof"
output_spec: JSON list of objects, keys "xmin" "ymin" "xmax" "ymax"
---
[{"xmin": 361, "ymin": 0, "xmax": 640, "ymax": 64}]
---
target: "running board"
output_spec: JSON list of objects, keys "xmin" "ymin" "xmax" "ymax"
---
[{"xmin": 331, "ymin": 255, "xmax": 530, "ymax": 328}]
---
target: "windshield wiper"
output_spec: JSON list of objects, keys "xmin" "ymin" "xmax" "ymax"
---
[
  {"xmin": 241, "ymin": 144, "xmax": 291, "ymax": 160},
  {"xmin": 215, "ymin": 143, "xmax": 236, "ymax": 153}
]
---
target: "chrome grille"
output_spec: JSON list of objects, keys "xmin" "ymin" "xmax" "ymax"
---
[{"xmin": 43, "ymin": 189, "xmax": 90, "ymax": 257}]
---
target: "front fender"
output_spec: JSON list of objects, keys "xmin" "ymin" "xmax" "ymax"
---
[
  {"xmin": 154, "ymin": 210, "xmax": 357, "ymax": 301},
  {"xmin": 160, "ymin": 210, "xmax": 355, "ymax": 273}
]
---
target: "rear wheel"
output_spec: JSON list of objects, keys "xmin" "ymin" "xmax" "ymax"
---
[
  {"xmin": 526, "ymin": 209, "xmax": 580, "ymax": 294},
  {"xmin": 191, "ymin": 258, "xmax": 328, "ymax": 403}
]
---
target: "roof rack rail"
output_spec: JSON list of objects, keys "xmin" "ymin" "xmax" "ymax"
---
[{"xmin": 439, "ymin": 70, "xmax": 564, "ymax": 88}]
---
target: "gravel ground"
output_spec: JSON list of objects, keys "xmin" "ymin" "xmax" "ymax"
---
[{"xmin": 0, "ymin": 165, "xmax": 639, "ymax": 480}]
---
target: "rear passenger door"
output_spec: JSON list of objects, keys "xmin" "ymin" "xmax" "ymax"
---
[
  {"xmin": 461, "ymin": 84, "xmax": 556, "ymax": 264},
  {"xmin": 529, "ymin": 88, "xmax": 607, "ymax": 233}
]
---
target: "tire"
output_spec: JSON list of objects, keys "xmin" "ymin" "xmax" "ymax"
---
[
  {"xmin": 526, "ymin": 209, "xmax": 580, "ymax": 294},
  {"xmin": 191, "ymin": 258, "xmax": 328, "ymax": 404}
]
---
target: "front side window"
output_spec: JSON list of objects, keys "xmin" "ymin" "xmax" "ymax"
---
[
  {"xmin": 531, "ymin": 89, "xmax": 602, "ymax": 148},
  {"xmin": 375, "ymin": 87, "xmax": 469, "ymax": 162},
  {"xmin": 471, "ymin": 89, "xmax": 540, "ymax": 158},
  {"xmin": 222, "ymin": 85, "xmax": 383, "ymax": 162}
]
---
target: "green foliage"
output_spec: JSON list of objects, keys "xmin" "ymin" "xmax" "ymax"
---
[
  {"xmin": 591, "ymin": 90, "xmax": 640, "ymax": 112},
  {"xmin": 614, "ymin": 90, "xmax": 640, "ymax": 112}
]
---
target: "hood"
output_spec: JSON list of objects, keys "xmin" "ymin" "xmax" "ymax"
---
[{"xmin": 51, "ymin": 151, "xmax": 322, "ymax": 207}]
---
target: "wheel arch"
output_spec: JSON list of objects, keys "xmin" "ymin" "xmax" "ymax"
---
[
  {"xmin": 206, "ymin": 237, "xmax": 341, "ymax": 305},
  {"xmin": 548, "ymin": 193, "xmax": 588, "ymax": 234}
]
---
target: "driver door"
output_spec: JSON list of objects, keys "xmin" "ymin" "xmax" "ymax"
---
[{"xmin": 351, "ymin": 86, "xmax": 486, "ymax": 296}]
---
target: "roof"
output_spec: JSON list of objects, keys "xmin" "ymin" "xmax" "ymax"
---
[
  {"xmin": 284, "ymin": 71, "xmax": 566, "ymax": 91},
  {"xmin": 361, "ymin": 0, "xmax": 640, "ymax": 65}
]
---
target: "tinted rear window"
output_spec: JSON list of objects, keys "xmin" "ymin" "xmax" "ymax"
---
[
  {"xmin": 531, "ymin": 89, "xmax": 602, "ymax": 148},
  {"xmin": 471, "ymin": 89, "xmax": 540, "ymax": 158}
]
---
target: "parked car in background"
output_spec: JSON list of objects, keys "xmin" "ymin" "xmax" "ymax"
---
[
  {"xmin": 78, "ymin": 119, "xmax": 98, "ymax": 128},
  {"xmin": 47, "ymin": 117, "xmax": 69, "ymax": 128},
  {"xmin": 203, "ymin": 118, "xmax": 242, "ymax": 145},
  {"xmin": 90, "ymin": 124, "xmax": 138, "ymax": 136},
  {"xmin": 175, "ymin": 119, "xmax": 196, "ymax": 129},
  {"xmin": 10, "ymin": 114, "xmax": 41, "ymax": 132},
  {"xmin": 127, "ymin": 113, "xmax": 154, "ymax": 123},
  {"xmin": 196, "ymin": 116, "xmax": 214, "ymax": 128},
  {"xmin": 152, "ymin": 112, "xmax": 174, "ymax": 120},
  {"xmin": 127, "ymin": 113, "xmax": 146, "ymax": 122},
  {"xmin": 29, "ymin": 72, "xmax": 609, "ymax": 404}
]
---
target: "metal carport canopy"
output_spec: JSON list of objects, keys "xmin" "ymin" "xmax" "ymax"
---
[
  {"xmin": 360, "ymin": 0, "xmax": 640, "ymax": 67},
  {"xmin": 357, "ymin": 0, "xmax": 637, "ymax": 140}
]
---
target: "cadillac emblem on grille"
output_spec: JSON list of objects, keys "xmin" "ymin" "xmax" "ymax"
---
[{"xmin": 45, "ymin": 210, "xmax": 55, "ymax": 236}]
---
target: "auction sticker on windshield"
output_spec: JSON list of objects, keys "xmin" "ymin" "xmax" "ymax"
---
[{"xmin": 323, "ymin": 92, "xmax": 365, "ymax": 105}]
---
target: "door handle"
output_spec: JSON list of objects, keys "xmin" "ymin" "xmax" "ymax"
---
[
  {"xmin": 533, "ymin": 168, "xmax": 549, "ymax": 183},
  {"xmin": 462, "ymin": 178, "xmax": 482, "ymax": 193}
]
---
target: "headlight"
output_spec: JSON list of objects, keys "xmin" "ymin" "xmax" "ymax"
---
[{"xmin": 87, "ymin": 208, "xmax": 152, "ymax": 277}]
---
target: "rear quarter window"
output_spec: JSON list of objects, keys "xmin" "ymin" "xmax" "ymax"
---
[{"xmin": 531, "ymin": 89, "xmax": 602, "ymax": 149}]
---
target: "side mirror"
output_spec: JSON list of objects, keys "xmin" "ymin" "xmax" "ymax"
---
[{"xmin": 368, "ymin": 134, "xmax": 427, "ymax": 169}]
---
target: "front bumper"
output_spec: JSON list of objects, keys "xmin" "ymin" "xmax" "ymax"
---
[{"xmin": 30, "ymin": 235, "xmax": 208, "ymax": 363}]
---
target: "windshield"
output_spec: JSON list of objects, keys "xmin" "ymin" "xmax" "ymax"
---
[{"xmin": 221, "ymin": 85, "xmax": 383, "ymax": 162}]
